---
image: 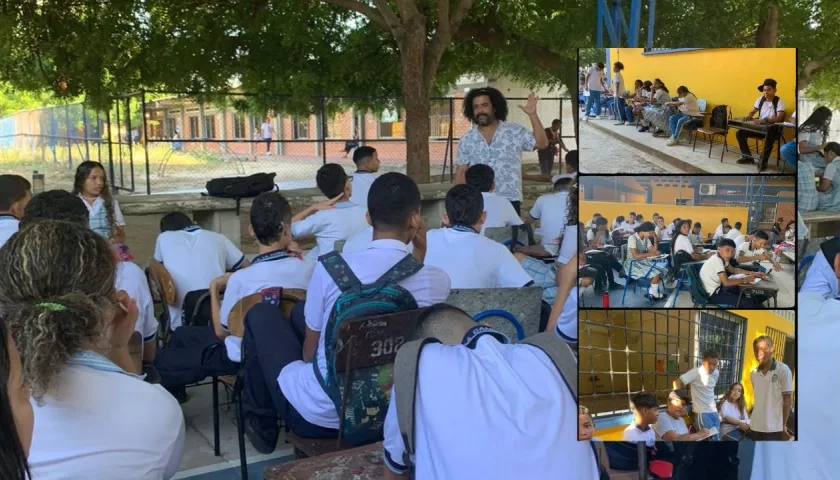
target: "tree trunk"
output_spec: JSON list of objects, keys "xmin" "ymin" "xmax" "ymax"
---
[
  {"xmin": 400, "ymin": 20, "xmax": 432, "ymax": 184},
  {"xmin": 755, "ymin": 0, "xmax": 779, "ymax": 47}
]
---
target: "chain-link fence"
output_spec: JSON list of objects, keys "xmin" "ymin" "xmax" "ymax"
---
[{"xmin": 0, "ymin": 91, "xmax": 577, "ymax": 195}]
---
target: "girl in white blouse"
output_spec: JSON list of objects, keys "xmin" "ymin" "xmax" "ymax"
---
[
  {"xmin": 623, "ymin": 222, "xmax": 668, "ymax": 300},
  {"xmin": 719, "ymin": 383, "xmax": 750, "ymax": 441}
]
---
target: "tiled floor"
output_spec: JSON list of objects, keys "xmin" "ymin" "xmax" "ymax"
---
[{"xmin": 581, "ymin": 117, "xmax": 791, "ymax": 174}]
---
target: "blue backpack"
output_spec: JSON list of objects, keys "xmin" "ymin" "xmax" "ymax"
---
[{"xmin": 313, "ymin": 250, "xmax": 422, "ymax": 445}]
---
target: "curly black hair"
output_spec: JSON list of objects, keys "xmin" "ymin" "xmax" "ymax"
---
[
  {"xmin": 462, "ymin": 87, "xmax": 508, "ymax": 123},
  {"xmin": 250, "ymin": 192, "xmax": 292, "ymax": 245},
  {"xmin": 445, "ymin": 184, "xmax": 484, "ymax": 226}
]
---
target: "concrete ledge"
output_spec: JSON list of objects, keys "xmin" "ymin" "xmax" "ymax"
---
[{"xmin": 801, "ymin": 211, "xmax": 840, "ymax": 238}]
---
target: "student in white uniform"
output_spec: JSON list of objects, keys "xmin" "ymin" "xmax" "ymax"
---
[
  {"xmin": 424, "ymin": 185, "xmax": 533, "ymax": 289},
  {"xmin": 155, "ymin": 192, "xmax": 310, "ymax": 402},
  {"xmin": 343, "ymin": 224, "xmax": 415, "ymax": 255},
  {"xmin": 0, "ymin": 175, "xmax": 31, "ymax": 248},
  {"xmin": 612, "ymin": 215, "xmax": 626, "ymax": 232},
  {"xmin": 527, "ymin": 174, "xmax": 572, "ymax": 255},
  {"xmin": 348, "ymin": 146, "xmax": 380, "ymax": 208},
  {"xmin": 751, "ymin": 292, "xmax": 833, "ymax": 480},
  {"xmin": 619, "ymin": 213, "xmax": 636, "ymax": 233},
  {"xmin": 20, "ymin": 190, "xmax": 159, "ymax": 364},
  {"xmin": 0, "ymin": 221, "xmax": 184, "ymax": 479},
  {"xmin": 699, "ymin": 238, "xmax": 768, "ymax": 306},
  {"xmin": 718, "ymin": 382, "xmax": 750, "ymax": 441},
  {"xmin": 799, "ymin": 237, "xmax": 840, "ymax": 298},
  {"xmin": 735, "ymin": 230, "xmax": 782, "ymax": 273},
  {"xmin": 623, "ymin": 222, "xmax": 668, "ymax": 300},
  {"xmin": 153, "ymin": 212, "xmax": 248, "ymax": 329},
  {"xmin": 621, "ymin": 392, "xmax": 658, "ymax": 446},
  {"xmin": 654, "ymin": 390, "xmax": 711, "ymax": 441},
  {"xmin": 241, "ymin": 173, "xmax": 451, "ymax": 454},
  {"xmin": 72, "ymin": 161, "xmax": 132, "ymax": 261},
  {"xmin": 655, "ymin": 216, "xmax": 671, "ymax": 242},
  {"xmin": 748, "ymin": 336, "xmax": 793, "ymax": 441},
  {"xmin": 584, "ymin": 212, "xmax": 601, "ymax": 230},
  {"xmin": 291, "ymin": 163, "xmax": 368, "ymax": 260},
  {"xmin": 726, "ymin": 222, "xmax": 742, "ymax": 240},
  {"xmin": 688, "ymin": 222, "xmax": 704, "ymax": 244},
  {"xmin": 733, "ymin": 231, "xmax": 753, "ymax": 249},
  {"xmin": 580, "ymin": 405, "xmax": 612, "ymax": 479},
  {"xmin": 1, "ymin": 316, "xmax": 34, "ymax": 480},
  {"xmin": 382, "ymin": 305, "xmax": 598, "ymax": 480},
  {"xmin": 713, "ymin": 217, "xmax": 729, "ymax": 239},
  {"xmin": 464, "ymin": 164, "xmax": 523, "ymax": 234},
  {"xmin": 671, "ymin": 220, "xmax": 713, "ymax": 261},
  {"xmin": 713, "ymin": 224, "xmax": 732, "ymax": 242},
  {"xmin": 673, "ymin": 350, "xmax": 721, "ymax": 440}
]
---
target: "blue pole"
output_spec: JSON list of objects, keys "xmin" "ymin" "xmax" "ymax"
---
[
  {"xmin": 647, "ymin": 0, "xmax": 656, "ymax": 50},
  {"xmin": 629, "ymin": 0, "xmax": 641, "ymax": 48},
  {"xmin": 597, "ymin": 0, "xmax": 604, "ymax": 47},
  {"xmin": 612, "ymin": 0, "xmax": 622, "ymax": 45}
]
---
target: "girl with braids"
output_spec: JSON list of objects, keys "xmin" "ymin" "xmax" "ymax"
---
[
  {"xmin": 0, "ymin": 318, "xmax": 33, "ymax": 480},
  {"xmin": 0, "ymin": 221, "xmax": 184, "ymax": 479},
  {"xmin": 72, "ymin": 161, "xmax": 134, "ymax": 261}
]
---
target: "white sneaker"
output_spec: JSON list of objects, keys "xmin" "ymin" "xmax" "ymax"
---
[
  {"xmin": 666, "ymin": 138, "xmax": 679, "ymax": 146},
  {"xmin": 625, "ymin": 121, "xmax": 633, "ymax": 125}
]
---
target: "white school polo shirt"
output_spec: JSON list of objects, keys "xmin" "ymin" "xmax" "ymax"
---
[
  {"xmin": 154, "ymin": 226, "xmax": 245, "ymax": 329},
  {"xmin": 28, "ymin": 353, "xmax": 185, "ymax": 479},
  {"xmin": 622, "ymin": 423, "xmax": 656, "ymax": 447},
  {"xmin": 0, "ymin": 213, "xmax": 19, "ymax": 248},
  {"xmin": 219, "ymin": 250, "xmax": 310, "ymax": 362},
  {"xmin": 733, "ymin": 235, "xmax": 747, "ymax": 249},
  {"xmin": 480, "ymin": 191, "xmax": 523, "ymax": 233},
  {"xmin": 278, "ymin": 239, "xmax": 451, "ymax": 429},
  {"xmin": 291, "ymin": 201, "xmax": 368, "ymax": 260},
  {"xmin": 619, "ymin": 221, "xmax": 634, "ymax": 233},
  {"xmin": 754, "ymin": 95, "xmax": 786, "ymax": 120},
  {"xmin": 679, "ymin": 365, "xmax": 719, "ymax": 414},
  {"xmin": 699, "ymin": 254, "xmax": 728, "ymax": 296},
  {"xmin": 382, "ymin": 335, "xmax": 598, "ymax": 480},
  {"xmin": 423, "ymin": 227, "xmax": 533, "ymax": 288},
  {"xmin": 749, "ymin": 358, "xmax": 793, "ymax": 433},
  {"xmin": 530, "ymin": 191, "xmax": 568, "ymax": 251},
  {"xmin": 342, "ymin": 226, "xmax": 415, "ymax": 254},
  {"xmin": 348, "ymin": 171, "xmax": 378, "ymax": 208},
  {"xmin": 714, "ymin": 224, "xmax": 724, "ymax": 238},
  {"xmin": 673, "ymin": 235, "xmax": 694, "ymax": 256},
  {"xmin": 116, "ymin": 261, "xmax": 158, "ymax": 343},
  {"xmin": 555, "ymin": 286, "xmax": 578, "ymax": 344},
  {"xmin": 654, "ymin": 412, "xmax": 689, "ymax": 440},
  {"xmin": 726, "ymin": 228, "xmax": 742, "ymax": 240},
  {"xmin": 737, "ymin": 241, "xmax": 766, "ymax": 259},
  {"xmin": 80, "ymin": 195, "xmax": 126, "ymax": 225},
  {"xmin": 750, "ymin": 293, "xmax": 833, "ymax": 480},
  {"xmin": 799, "ymin": 250, "xmax": 838, "ymax": 299}
]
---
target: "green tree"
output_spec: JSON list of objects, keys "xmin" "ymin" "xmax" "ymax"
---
[{"xmin": 0, "ymin": 0, "xmax": 586, "ymax": 182}]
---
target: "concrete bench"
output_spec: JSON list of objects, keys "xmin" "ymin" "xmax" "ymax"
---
[
  {"xmin": 445, "ymin": 286, "xmax": 543, "ymax": 339},
  {"xmin": 801, "ymin": 211, "xmax": 840, "ymax": 238}
]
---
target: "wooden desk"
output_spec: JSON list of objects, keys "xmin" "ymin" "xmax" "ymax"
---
[
  {"xmin": 727, "ymin": 118, "xmax": 786, "ymax": 170},
  {"xmin": 736, "ymin": 275, "xmax": 779, "ymax": 307},
  {"xmin": 264, "ymin": 442, "xmax": 384, "ymax": 480}
]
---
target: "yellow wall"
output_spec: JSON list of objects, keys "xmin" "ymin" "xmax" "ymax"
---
[
  {"xmin": 580, "ymin": 200, "xmax": 747, "ymax": 239},
  {"xmin": 608, "ymin": 48, "xmax": 796, "ymax": 149}
]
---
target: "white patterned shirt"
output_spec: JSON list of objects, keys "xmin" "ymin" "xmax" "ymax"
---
[{"xmin": 456, "ymin": 121, "xmax": 536, "ymax": 202}]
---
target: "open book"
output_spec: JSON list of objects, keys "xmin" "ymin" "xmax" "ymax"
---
[
  {"xmin": 729, "ymin": 274, "xmax": 760, "ymax": 284},
  {"xmin": 696, "ymin": 426, "xmax": 719, "ymax": 441}
]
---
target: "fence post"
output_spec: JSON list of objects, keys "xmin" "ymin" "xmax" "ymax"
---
[
  {"xmin": 106, "ymin": 108, "xmax": 115, "ymax": 187},
  {"xmin": 125, "ymin": 97, "xmax": 135, "ymax": 192},
  {"xmin": 448, "ymin": 97, "xmax": 454, "ymax": 182},
  {"xmin": 141, "ymin": 90, "xmax": 151, "ymax": 195},
  {"xmin": 320, "ymin": 95, "xmax": 327, "ymax": 165},
  {"xmin": 82, "ymin": 104, "xmax": 90, "ymax": 161},
  {"xmin": 558, "ymin": 98, "xmax": 564, "ymax": 174},
  {"xmin": 65, "ymin": 105, "xmax": 73, "ymax": 169},
  {"xmin": 115, "ymin": 99, "xmax": 124, "ymax": 189}
]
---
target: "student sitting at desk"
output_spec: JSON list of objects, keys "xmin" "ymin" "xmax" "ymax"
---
[
  {"xmin": 612, "ymin": 215, "xmax": 626, "ymax": 232},
  {"xmin": 735, "ymin": 78, "xmax": 786, "ymax": 170},
  {"xmin": 784, "ymin": 220, "xmax": 795, "ymax": 243},
  {"xmin": 664, "ymin": 85, "xmax": 700, "ymax": 146},
  {"xmin": 699, "ymin": 238, "xmax": 769, "ymax": 306},
  {"xmin": 792, "ymin": 106, "xmax": 832, "ymax": 170},
  {"xmin": 713, "ymin": 217, "xmax": 729, "ymax": 239},
  {"xmin": 736, "ymin": 230, "xmax": 782, "ymax": 273},
  {"xmin": 624, "ymin": 221, "xmax": 668, "ymax": 300},
  {"xmin": 654, "ymin": 390, "xmax": 712, "ymax": 441},
  {"xmin": 673, "ymin": 220, "xmax": 714, "ymax": 262},
  {"xmin": 586, "ymin": 217, "xmax": 624, "ymax": 291},
  {"xmin": 815, "ymin": 142, "xmax": 840, "ymax": 211},
  {"xmin": 464, "ymin": 164, "xmax": 523, "ymax": 234},
  {"xmin": 585, "ymin": 212, "xmax": 602, "ymax": 230},
  {"xmin": 713, "ymin": 224, "xmax": 732, "ymax": 243},
  {"xmin": 622, "ymin": 392, "xmax": 659, "ymax": 445},
  {"xmin": 688, "ymin": 222, "xmax": 704, "ymax": 244},
  {"xmin": 718, "ymin": 383, "xmax": 751, "ymax": 441}
]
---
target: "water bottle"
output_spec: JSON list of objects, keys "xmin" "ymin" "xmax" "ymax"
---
[
  {"xmin": 602, "ymin": 291, "xmax": 609, "ymax": 308},
  {"xmin": 32, "ymin": 171, "xmax": 45, "ymax": 194}
]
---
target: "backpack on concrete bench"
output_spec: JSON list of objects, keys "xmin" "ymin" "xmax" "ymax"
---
[{"xmin": 393, "ymin": 331, "xmax": 583, "ymax": 475}]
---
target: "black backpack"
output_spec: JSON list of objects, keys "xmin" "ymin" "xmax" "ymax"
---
[
  {"xmin": 205, "ymin": 172, "xmax": 277, "ymax": 213},
  {"xmin": 757, "ymin": 96, "xmax": 780, "ymax": 116}
]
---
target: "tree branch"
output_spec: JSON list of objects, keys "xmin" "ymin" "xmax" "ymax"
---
[
  {"xmin": 424, "ymin": 0, "xmax": 476, "ymax": 86},
  {"xmin": 320, "ymin": 0, "xmax": 398, "ymax": 39},
  {"xmin": 800, "ymin": 47, "xmax": 840, "ymax": 91}
]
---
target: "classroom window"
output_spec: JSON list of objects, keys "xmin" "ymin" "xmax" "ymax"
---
[
  {"xmin": 203, "ymin": 115, "xmax": 217, "ymax": 139},
  {"xmin": 578, "ymin": 310, "xmax": 746, "ymax": 419},
  {"xmin": 379, "ymin": 109, "xmax": 404, "ymax": 138},
  {"xmin": 758, "ymin": 204, "xmax": 778, "ymax": 224},
  {"xmin": 188, "ymin": 116, "xmax": 200, "ymax": 139},
  {"xmin": 293, "ymin": 118, "xmax": 310, "ymax": 139},
  {"xmin": 233, "ymin": 114, "xmax": 246, "ymax": 139}
]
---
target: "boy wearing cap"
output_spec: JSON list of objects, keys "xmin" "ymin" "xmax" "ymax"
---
[
  {"xmin": 654, "ymin": 390, "xmax": 712, "ymax": 441},
  {"xmin": 735, "ymin": 78, "xmax": 787, "ymax": 171},
  {"xmin": 528, "ymin": 173, "xmax": 573, "ymax": 256}
]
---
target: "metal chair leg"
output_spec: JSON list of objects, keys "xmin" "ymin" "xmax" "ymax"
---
[
  {"xmin": 212, "ymin": 376, "xmax": 220, "ymax": 456},
  {"xmin": 237, "ymin": 389, "xmax": 248, "ymax": 480}
]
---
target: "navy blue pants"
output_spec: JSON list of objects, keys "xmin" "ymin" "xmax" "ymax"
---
[
  {"xmin": 241, "ymin": 302, "xmax": 338, "ymax": 440},
  {"xmin": 155, "ymin": 324, "xmax": 238, "ymax": 389},
  {"xmin": 708, "ymin": 285, "xmax": 766, "ymax": 307}
]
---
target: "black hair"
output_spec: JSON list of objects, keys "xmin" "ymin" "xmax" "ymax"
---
[
  {"xmin": 159, "ymin": 212, "xmax": 193, "ymax": 232},
  {"xmin": 671, "ymin": 389, "xmax": 691, "ymax": 405},
  {"xmin": 703, "ymin": 350, "xmax": 720, "ymax": 360},
  {"xmin": 249, "ymin": 191, "xmax": 292, "ymax": 245},
  {"xmin": 590, "ymin": 216, "xmax": 608, "ymax": 236},
  {"xmin": 634, "ymin": 79, "xmax": 643, "ymax": 87},
  {"xmin": 20, "ymin": 190, "xmax": 89, "ymax": 228},
  {"xmin": 718, "ymin": 238, "xmax": 736, "ymax": 249},
  {"xmin": 629, "ymin": 211, "xmax": 637, "ymax": 217},
  {"xmin": 465, "ymin": 164, "xmax": 494, "ymax": 192},
  {"xmin": 593, "ymin": 212, "xmax": 601, "ymax": 218},
  {"xmin": 0, "ymin": 175, "xmax": 31, "ymax": 212},
  {"xmin": 554, "ymin": 175, "xmax": 574, "ymax": 191},
  {"xmin": 636, "ymin": 214, "xmax": 644, "ymax": 221},
  {"xmin": 825, "ymin": 142, "xmax": 840, "ymax": 156},
  {"xmin": 463, "ymin": 87, "xmax": 509, "ymax": 123},
  {"xmin": 677, "ymin": 85, "xmax": 691, "ymax": 96},
  {"xmin": 673, "ymin": 217, "xmax": 681, "ymax": 225},
  {"xmin": 785, "ymin": 220, "xmax": 795, "ymax": 229},
  {"xmin": 631, "ymin": 392, "xmax": 657, "ymax": 411},
  {"xmin": 352, "ymin": 146, "xmax": 377, "ymax": 165},
  {"xmin": 0, "ymin": 319, "xmax": 31, "ymax": 480},
  {"xmin": 800, "ymin": 106, "xmax": 832, "ymax": 138},
  {"xmin": 670, "ymin": 219, "xmax": 692, "ymax": 254},
  {"xmin": 368, "ymin": 172, "xmax": 421, "ymax": 230},
  {"xmin": 652, "ymin": 212, "xmax": 659, "ymax": 218},
  {"xmin": 754, "ymin": 230, "xmax": 769, "ymax": 241},
  {"xmin": 722, "ymin": 224, "xmax": 732, "ymax": 231},
  {"xmin": 315, "ymin": 163, "xmax": 348, "ymax": 199},
  {"xmin": 551, "ymin": 119, "xmax": 561, "ymax": 127},
  {"xmin": 733, "ymin": 222, "xmax": 742, "ymax": 230},
  {"xmin": 634, "ymin": 221, "xmax": 656, "ymax": 233},
  {"xmin": 643, "ymin": 80, "xmax": 652, "ymax": 91},
  {"xmin": 565, "ymin": 150, "xmax": 578, "ymax": 171},
  {"xmin": 614, "ymin": 61, "xmax": 624, "ymax": 70},
  {"xmin": 596, "ymin": 62, "xmax": 605, "ymax": 70},
  {"xmin": 721, "ymin": 217, "xmax": 729, "ymax": 224},
  {"xmin": 580, "ymin": 266, "xmax": 598, "ymax": 279},
  {"xmin": 615, "ymin": 215, "xmax": 626, "ymax": 224},
  {"xmin": 410, "ymin": 303, "xmax": 473, "ymax": 342},
  {"xmin": 693, "ymin": 222, "xmax": 701, "ymax": 228},
  {"xmin": 445, "ymin": 184, "xmax": 484, "ymax": 227},
  {"xmin": 72, "ymin": 161, "xmax": 115, "ymax": 231},
  {"xmin": 566, "ymin": 183, "xmax": 578, "ymax": 226}
]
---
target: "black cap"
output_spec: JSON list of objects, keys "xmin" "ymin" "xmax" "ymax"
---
[{"xmin": 758, "ymin": 78, "xmax": 777, "ymax": 92}]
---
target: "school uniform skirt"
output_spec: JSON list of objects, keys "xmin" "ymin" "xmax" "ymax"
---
[
  {"xmin": 521, "ymin": 257, "xmax": 557, "ymax": 304},
  {"xmin": 623, "ymin": 257, "xmax": 667, "ymax": 281},
  {"xmin": 647, "ymin": 106, "xmax": 677, "ymax": 134},
  {"xmin": 817, "ymin": 168, "xmax": 840, "ymax": 211}
]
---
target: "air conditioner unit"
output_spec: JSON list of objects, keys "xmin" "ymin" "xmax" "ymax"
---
[
  {"xmin": 675, "ymin": 199, "xmax": 689, "ymax": 205},
  {"xmin": 698, "ymin": 184, "xmax": 717, "ymax": 196}
]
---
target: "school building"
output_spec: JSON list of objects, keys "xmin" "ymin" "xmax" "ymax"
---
[
  {"xmin": 580, "ymin": 175, "xmax": 795, "ymax": 236},
  {"xmin": 578, "ymin": 309, "xmax": 795, "ymax": 440},
  {"xmin": 606, "ymin": 48, "xmax": 797, "ymax": 150}
]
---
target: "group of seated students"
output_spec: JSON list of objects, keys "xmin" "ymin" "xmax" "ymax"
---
[
  {"xmin": 0, "ymin": 148, "xmax": 584, "ymax": 478},
  {"xmin": 794, "ymin": 107, "xmax": 840, "ymax": 211}
]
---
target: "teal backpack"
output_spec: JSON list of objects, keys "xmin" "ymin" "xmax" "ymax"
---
[{"xmin": 313, "ymin": 250, "xmax": 422, "ymax": 445}]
